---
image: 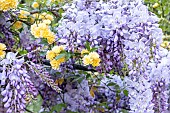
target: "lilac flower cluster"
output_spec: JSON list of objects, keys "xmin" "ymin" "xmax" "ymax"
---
[
  {"xmin": 56, "ymin": 0, "xmax": 162, "ymax": 74},
  {"xmin": 146, "ymin": 48, "xmax": 170, "ymax": 112},
  {"xmin": 56, "ymin": 0, "xmax": 170, "ymax": 112},
  {"xmin": 0, "ymin": 52, "xmax": 38, "ymax": 113}
]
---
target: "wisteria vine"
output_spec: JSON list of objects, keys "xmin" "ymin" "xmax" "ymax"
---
[{"xmin": 0, "ymin": 0, "xmax": 170, "ymax": 113}]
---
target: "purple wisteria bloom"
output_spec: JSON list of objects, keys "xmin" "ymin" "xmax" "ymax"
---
[
  {"xmin": 0, "ymin": 52, "xmax": 38, "ymax": 113},
  {"xmin": 56, "ymin": 0, "xmax": 170, "ymax": 112}
]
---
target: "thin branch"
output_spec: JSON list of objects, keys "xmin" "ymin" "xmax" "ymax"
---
[{"xmin": 24, "ymin": 108, "xmax": 34, "ymax": 113}]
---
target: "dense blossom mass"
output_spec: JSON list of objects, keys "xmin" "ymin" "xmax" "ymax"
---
[
  {"xmin": 0, "ymin": 0, "xmax": 18, "ymax": 11},
  {"xmin": 0, "ymin": 0, "xmax": 170, "ymax": 113},
  {"xmin": 56, "ymin": 0, "xmax": 170, "ymax": 112}
]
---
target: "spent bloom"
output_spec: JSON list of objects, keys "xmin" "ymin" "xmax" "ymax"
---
[
  {"xmin": 12, "ymin": 21, "xmax": 23, "ymax": 30},
  {"xmin": 0, "ymin": 0, "xmax": 18, "ymax": 11}
]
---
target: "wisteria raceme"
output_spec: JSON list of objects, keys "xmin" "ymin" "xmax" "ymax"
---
[
  {"xmin": 0, "ymin": 52, "xmax": 38, "ymax": 113},
  {"xmin": 56, "ymin": 0, "xmax": 162, "ymax": 74},
  {"xmin": 56, "ymin": 0, "xmax": 170, "ymax": 112},
  {"xmin": 145, "ymin": 48, "xmax": 170, "ymax": 112},
  {"xmin": 29, "ymin": 62, "xmax": 62, "ymax": 92}
]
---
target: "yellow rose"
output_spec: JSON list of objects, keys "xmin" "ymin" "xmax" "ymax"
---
[
  {"xmin": 46, "ymin": 50, "xmax": 56, "ymax": 60},
  {"xmin": 57, "ymin": 57, "xmax": 65, "ymax": 63},
  {"xmin": 50, "ymin": 59, "xmax": 60, "ymax": 70},
  {"xmin": 0, "ymin": 50, "xmax": 6, "ymax": 59},
  {"xmin": 32, "ymin": 2, "xmax": 39, "ymax": 8},
  {"xmin": 89, "ymin": 52, "xmax": 100, "ymax": 59},
  {"xmin": 0, "ymin": 43, "xmax": 6, "ymax": 51},
  {"xmin": 52, "ymin": 45, "xmax": 64, "ymax": 54},
  {"xmin": 19, "ymin": 10, "xmax": 30, "ymax": 19},
  {"xmin": 0, "ymin": 0, "xmax": 18, "ymax": 11},
  {"xmin": 91, "ymin": 58, "xmax": 100, "ymax": 67},
  {"xmin": 83, "ymin": 55, "xmax": 92, "ymax": 66}
]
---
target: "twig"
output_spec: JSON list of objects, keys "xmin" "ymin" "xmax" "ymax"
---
[{"xmin": 25, "ymin": 108, "xmax": 34, "ymax": 113}]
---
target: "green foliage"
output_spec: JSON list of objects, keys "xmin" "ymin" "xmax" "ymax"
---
[
  {"xmin": 55, "ymin": 53, "xmax": 66, "ymax": 60},
  {"xmin": 25, "ymin": 95, "xmax": 43, "ymax": 113},
  {"xmin": 123, "ymin": 90, "xmax": 129, "ymax": 96},
  {"xmin": 50, "ymin": 103, "xmax": 66, "ymax": 113},
  {"xmin": 145, "ymin": 0, "xmax": 170, "ymax": 38}
]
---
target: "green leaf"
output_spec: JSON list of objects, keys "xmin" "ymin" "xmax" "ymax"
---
[
  {"xmin": 86, "ymin": 73, "xmax": 91, "ymax": 79},
  {"xmin": 59, "ymin": 8, "xmax": 64, "ymax": 16},
  {"xmin": 85, "ymin": 41, "xmax": 91, "ymax": 51},
  {"xmin": 39, "ymin": 51, "xmax": 46, "ymax": 57},
  {"xmin": 55, "ymin": 53, "xmax": 65, "ymax": 60},
  {"xmin": 109, "ymin": 70, "xmax": 114, "ymax": 74},
  {"xmin": 19, "ymin": 49, "xmax": 28, "ymax": 55},
  {"xmin": 121, "ymin": 109, "xmax": 129, "ymax": 113},
  {"xmin": 39, "ymin": 38, "xmax": 48, "ymax": 45},
  {"xmin": 123, "ymin": 90, "xmax": 129, "ymax": 96},
  {"xmin": 90, "ymin": 47, "xmax": 98, "ymax": 52},
  {"xmin": 74, "ymin": 52, "xmax": 81, "ymax": 56},
  {"xmin": 107, "ymin": 82, "xmax": 117, "ymax": 86},
  {"xmin": 50, "ymin": 103, "xmax": 66, "ymax": 113},
  {"xmin": 65, "ymin": 52, "xmax": 72, "ymax": 60},
  {"xmin": 71, "ymin": 76, "xmax": 85, "ymax": 83},
  {"xmin": 25, "ymin": 95, "xmax": 43, "ymax": 113},
  {"xmin": 0, "ymin": 32, "xmax": 5, "ymax": 38},
  {"xmin": 66, "ymin": 110, "xmax": 78, "ymax": 113},
  {"xmin": 67, "ymin": 74, "xmax": 80, "ymax": 80}
]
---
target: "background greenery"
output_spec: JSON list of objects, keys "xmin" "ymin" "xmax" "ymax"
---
[{"xmin": 144, "ymin": 0, "xmax": 170, "ymax": 40}]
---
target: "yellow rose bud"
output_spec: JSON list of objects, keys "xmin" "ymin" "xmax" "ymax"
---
[{"xmin": 152, "ymin": 3, "xmax": 159, "ymax": 8}]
